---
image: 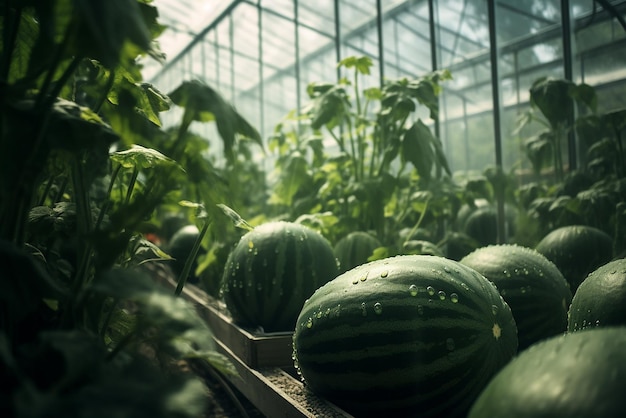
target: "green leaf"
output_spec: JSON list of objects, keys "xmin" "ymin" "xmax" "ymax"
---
[
  {"xmin": 402, "ymin": 120, "xmax": 436, "ymax": 181},
  {"xmin": 338, "ymin": 56, "xmax": 373, "ymax": 75},
  {"xmin": 168, "ymin": 80, "xmax": 262, "ymax": 159},
  {"xmin": 530, "ymin": 77, "xmax": 575, "ymax": 129},
  {"xmin": 570, "ymin": 83, "xmax": 597, "ymax": 113},
  {"xmin": 217, "ymin": 203, "xmax": 253, "ymax": 231},
  {"xmin": 524, "ymin": 131, "xmax": 553, "ymax": 174},
  {"xmin": 308, "ymin": 85, "xmax": 349, "ymax": 130},
  {"xmin": 71, "ymin": 0, "xmax": 154, "ymax": 68},
  {"xmin": 269, "ymin": 152, "xmax": 312, "ymax": 206},
  {"xmin": 110, "ymin": 145, "xmax": 180, "ymax": 170}
]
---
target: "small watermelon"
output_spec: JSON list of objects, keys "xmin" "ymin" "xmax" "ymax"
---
[
  {"xmin": 535, "ymin": 225, "xmax": 613, "ymax": 291},
  {"xmin": 221, "ymin": 221, "xmax": 338, "ymax": 332},
  {"xmin": 469, "ymin": 327, "xmax": 626, "ymax": 418},
  {"xmin": 568, "ymin": 258, "xmax": 626, "ymax": 332},
  {"xmin": 293, "ymin": 255, "xmax": 518, "ymax": 417},
  {"xmin": 333, "ymin": 231, "xmax": 382, "ymax": 273},
  {"xmin": 460, "ymin": 244, "xmax": 572, "ymax": 350},
  {"xmin": 166, "ymin": 225, "xmax": 204, "ymax": 282}
]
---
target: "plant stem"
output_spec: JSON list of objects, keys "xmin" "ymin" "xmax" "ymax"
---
[
  {"xmin": 125, "ymin": 167, "xmax": 139, "ymax": 205},
  {"xmin": 402, "ymin": 197, "xmax": 430, "ymax": 248},
  {"xmin": 174, "ymin": 220, "xmax": 211, "ymax": 296},
  {"xmin": 0, "ymin": 5, "xmax": 22, "ymax": 87},
  {"xmin": 95, "ymin": 164, "xmax": 121, "ymax": 231}
]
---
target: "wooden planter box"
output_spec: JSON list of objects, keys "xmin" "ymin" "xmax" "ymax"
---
[{"xmin": 177, "ymin": 281, "xmax": 353, "ymax": 418}]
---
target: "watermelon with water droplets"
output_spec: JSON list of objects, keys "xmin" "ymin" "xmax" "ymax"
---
[
  {"xmin": 460, "ymin": 244, "xmax": 572, "ymax": 350},
  {"xmin": 292, "ymin": 255, "xmax": 518, "ymax": 417},
  {"xmin": 333, "ymin": 231, "xmax": 382, "ymax": 273},
  {"xmin": 469, "ymin": 327, "xmax": 626, "ymax": 418},
  {"xmin": 220, "ymin": 221, "xmax": 338, "ymax": 332},
  {"xmin": 535, "ymin": 225, "xmax": 613, "ymax": 292},
  {"xmin": 568, "ymin": 258, "xmax": 626, "ymax": 332}
]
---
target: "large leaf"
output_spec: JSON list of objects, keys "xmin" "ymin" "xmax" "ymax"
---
[
  {"xmin": 306, "ymin": 84, "xmax": 350, "ymax": 130},
  {"xmin": 168, "ymin": 80, "xmax": 262, "ymax": 160},
  {"xmin": 401, "ymin": 120, "xmax": 438, "ymax": 181},
  {"xmin": 110, "ymin": 145, "xmax": 180, "ymax": 170},
  {"xmin": 530, "ymin": 77, "xmax": 575, "ymax": 129},
  {"xmin": 269, "ymin": 152, "xmax": 312, "ymax": 206},
  {"xmin": 524, "ymin": 131, "xmax": 553, "ymax": 174},
  {"xmin": 71, "ymin": 0, "xmax": 154, "ymax": 68}
]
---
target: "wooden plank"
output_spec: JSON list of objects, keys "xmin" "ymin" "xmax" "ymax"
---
[
  {"xmin": 180, "ymin": 282, "xmax": 294, "ymax": 368},
  {"xmin": 211, "ymin": 339, "xmax": 353, "ymax": 418}
]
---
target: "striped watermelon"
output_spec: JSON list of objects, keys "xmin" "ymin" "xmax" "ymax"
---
[
  {"xmin": 460, "ymin": 244, "xmax": 572, "ymax": 350},
  {"xmin": 220, "ymin": 221, "xmax": 339, "ymax": 332},
  {"xmin": 292, "ymin": 255, "xmax": 518, "ymax": 417},
  {"xmin": 568, "ymin": 258, "xmax": 626, "ymax": 332},
  {"xmin": 333, "ymin": 231, "xmax": 382, "ymax": 273},
  {"xmin": 535, "ymin": 225, "xmax": 613, "ymax": 292},
  {"xmin": 469, "ymin": 327, "xmax": 626, "ymax": 417}
]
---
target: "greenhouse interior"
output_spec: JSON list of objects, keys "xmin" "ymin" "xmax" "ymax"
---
[{"xmin": 1, "ymin": 0, "xmax": 626, "ymax": 417}]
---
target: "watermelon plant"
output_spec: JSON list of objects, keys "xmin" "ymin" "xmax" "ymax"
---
[
  {"xmin": 293, "ymin": 255, "xmax": 518, "ymax": 417},
  {"xmin": 568, "ymin": 258, "xmax": 626, "ymax": 332},
  {"xmin": 469, "ymin": 327, "xmax": 626, "ymax": 418},
  {"xmin": 0, "ymin": 1, "xmax": 265, "ymax": 415},
  {"xmin": 460, "ymin": 244, "xmax": 572, "ymax": 350},
  {"xmin": 513, "ymin": 78, "xmax": 626, "ymax": 248},
  {"xmin": 535, "ymin": 225, "xmax": 613, "ymax": 291},
  {"xmin": 221, "ymin": 221, "xmax": 339, "ymax": 332},
  {"xmin": 268, "ymin": 57, "xmax": 453, "ymax": 246}
]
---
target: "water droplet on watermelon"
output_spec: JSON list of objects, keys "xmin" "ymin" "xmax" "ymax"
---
[
  {"xmin": 443, "ymin": 266, "xmax": 451, "ymax": 273},
  {"xmin": 450, "ymin": 293, "xmax": 459, "ymax": 303},
  {"xmin": 352, "ymin": 278, "xmax": 359, "ymax": 285},
  {"xmin": 438, "ymin": 290, "xmax": 446, "ymax": 300},
  {"xmin": 374, "ymin": 302, "xmax": 383, "ymax": 314},
  {"xmin": 503, "ymin": 269, "xmax": 510, "ymax": 277},
  {"xmin": 460, "ymin": 283, "xmax": 470, "ymax": 291},
  {"xmin": 380, "ymin": 270, "xmax": 389, "ymax": 278},
  {"xmin": 361, "ymin": 302, "xmax": 367, "ymax": 316},
  {"xmin": 306, "ymin": 318, "xmax": 313, "ymax": 328},
  {"xmin": 491, "ymin": 305, "xmax": 499, "ymax": 315},
  {"xmin": 316, "ymin": 308, "xmax": 323, "ymax": 319},
  {"xmin": 446, "ymin": 338, "xmax": 455, "ymax": 351},
  {"xmin": 417, "ymin": 305, "xmax": 424, "ymax": 315},
  {"xmin": 325, "ymin": 308, "xmax": 331, "ymax": 317},
  {"xmin": 595, "ymin": 319, "xmax": 601, "ymax": 326},
  {"xmin": 427, "ymin": 286, "xmax": 435, "ymax": 296},
  {"xmin": 409, "ymin": 284, "xmax": 418, "ymax": 296}
]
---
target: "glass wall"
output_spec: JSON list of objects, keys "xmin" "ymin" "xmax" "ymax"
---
[{"xmin": 149, "ymin": 0, "xmax": 626, "ymax": 177}]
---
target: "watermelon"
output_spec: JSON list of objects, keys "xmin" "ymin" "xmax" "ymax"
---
[
  {"xmin": 535, "ymin": 225, "xmax": 613, "ymax": 292},
  {"xmin": 568, "ymin": 258, "xmax": 626, "ymax": 332},
  {"xmin": 463, "ymin": 206, "xmax": 498, "ymax": 247},
  {"xmin": 460, "ymin": 244, "xmax": 572, "ymax": 350},
  {"xmin": 468, "ymin": 327, "xmax": 626, "ymax": 418},
  {"xmin": 292, "ymin": 255, "xmax": 518, "ymax": 417},
  {"xmin": 220, "ymin": 221, "xmax": 339, "ymax": 332},
  {"xmin": 333, "ymin": 231, "xmax": 382, "ymax": 273}
]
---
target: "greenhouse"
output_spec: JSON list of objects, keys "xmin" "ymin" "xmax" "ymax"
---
[{"xmin": 1, "ymin": 1, "xmax": 626, "ymax": 417}]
